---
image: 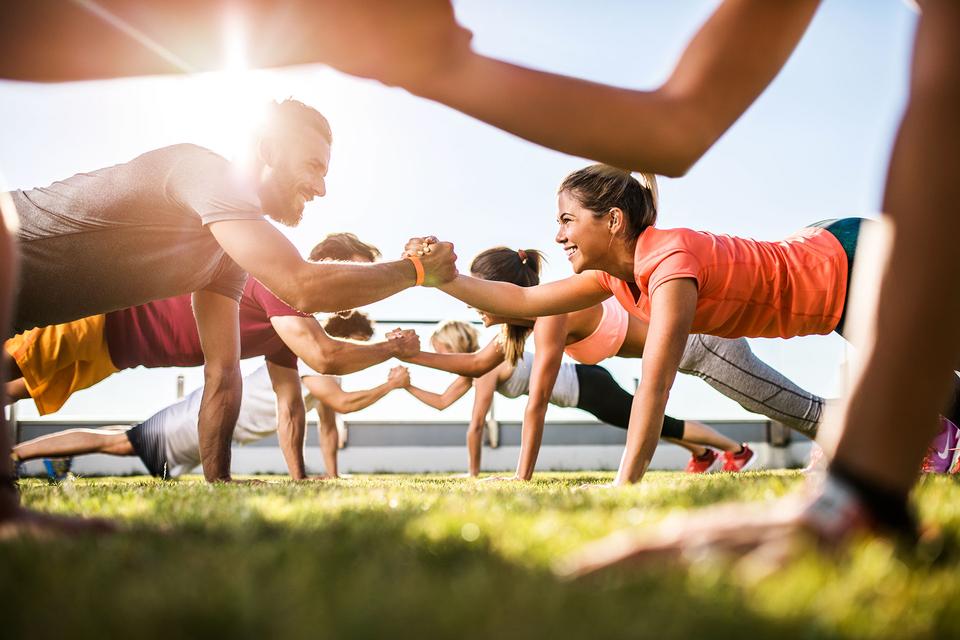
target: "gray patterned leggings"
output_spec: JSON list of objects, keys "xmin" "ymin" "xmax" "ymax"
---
[{"xmin": 679, "ymin": 334, "xmax": 824, "ymax": 438}]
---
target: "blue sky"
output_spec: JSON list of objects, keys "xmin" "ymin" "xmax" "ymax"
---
[{"xmin": 0, "ymin": 1, "xmax": 918, "ymax": 424}]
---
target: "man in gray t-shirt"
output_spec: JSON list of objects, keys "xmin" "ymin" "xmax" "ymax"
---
[{"xmin": 12, "ymin": 143, "xmax": 260, "ymax": 332}]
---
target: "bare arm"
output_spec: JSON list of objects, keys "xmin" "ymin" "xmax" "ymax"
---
[
  {"xmin": 614, "ymin": 279, "xmax": 698, "ymax": 486},
  {"xmin": 515, "ymin": 316, "xmax": 568, "ymax": 480},
  {"xmin": 467, "ymin": 367, "xmax": 499, "ymax": 477},
  {"xmin": 315, "ymin": 402, "xmax": 340, "ymax": 478},
  {"xmin": 302, "ymin": 369, "xmax": 404, "ymax": 415},
  {"xmin": 272, "ymin": 315, "xmax": 418, "ymax": 375},
  {"xmin": 209, "ymin": 220, "xmax": 455, "ymax": 312},
  {"xmin": 402, "ymin": 338, "xmax": 505, "ymax": 378},
  {"xmin": 405, "ymin": 375, "xmax": 473, "ymax": 410},
  {"xmin": 406, "ymin": 1, "xmax": 820, "ymax": 176},
  {"xmin": 267, "ymin": 361, "xmax": 308, "ymax": 480},
  {"xmin": 192, "ymin": 290, "xmax": 242, "ymax": 482},
  {"xmin": 440, "ymin": 272, "xmax": 609, "ymax": 319}
]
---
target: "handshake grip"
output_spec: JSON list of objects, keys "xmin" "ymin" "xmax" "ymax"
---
[{"xmin": 403, "ymin": 236, "xmax": 458, "ymax": 287}]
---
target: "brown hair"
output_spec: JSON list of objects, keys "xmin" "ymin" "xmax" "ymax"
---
[
  {"xmin": 559, "ymin": 164, "xmax": 659, "ymax": 239},
  {"xmin": 469, "ymin": 247, "xmax": 544, "ymax": 365},
  {"xmin": 322, "ymin": 310, "xmax": 375, "ymax": 341},
  {"xmin": 263, "ymin": 98, "xmax": 332, "ymax": 144},
  {"xmin": 309, "ymin": 233, "xmax": 381, "ymax": 263},
  {"xmin": 431, "ymin": 320, "xmax": 481, "ymax": 354}
]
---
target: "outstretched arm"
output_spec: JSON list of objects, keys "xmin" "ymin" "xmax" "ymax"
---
[
  {"xmin": 440, "ymin": 272, "xmax": 609, "ymax": 319},
  {"xmin": 614, "ymin": 279, "xmax": 698, "ymax": 485},
  {"xmin": 402, "ymin": 338, "xmax": 505, "ymax": 378},
  {"xmin": 515, "ymin": 316, "xmax": 568, "ymax": 480},
  {"xmin": 408, "ymin": 1, "xmax": 821, "ymax": 176},
  {"xmin": 272, "ymin": 315, "xmax": 419, "ymax": 375},
  {"xmin": 405, "ymin": 375, "xmax": 473, "ymax": 410},
  {"xmin": 267, "ymin": 361, "xmax": 308, "ymax": 480},
  {"xmin": 209, "ymin": 220, "xmax": 456, "ymax": 312},
  {"xmin": 466, "ymin": 368, "xmax": 499, "ymax": 477},
  {"xmin": 302, "ymin": 367, "xmax": 406, "ymax": 415}
]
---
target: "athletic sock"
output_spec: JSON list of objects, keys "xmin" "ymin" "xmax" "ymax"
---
[{"xmin": 827, "ymin": 459, "xmax": 916, "ymax": 538}]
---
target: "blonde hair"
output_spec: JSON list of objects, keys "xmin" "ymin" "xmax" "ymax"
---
[{"xmin": 431, "ymin": 320, "xmax": 480, "ymax": 354}]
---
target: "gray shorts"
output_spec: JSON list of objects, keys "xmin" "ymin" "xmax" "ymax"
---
[{"xmin": 126, "ymin": 417, "xmax": 170, "ymax": 479}]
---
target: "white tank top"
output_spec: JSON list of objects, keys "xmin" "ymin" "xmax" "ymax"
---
[
  {"xmin": 161, "ymin": 363, "xmax": 336, "ymax": 474},
  {"xmin": 496, "ymin": 351, "xmax": 580, "ymax": 408}
]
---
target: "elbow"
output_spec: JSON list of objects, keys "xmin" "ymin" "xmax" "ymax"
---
[{"xmin": 203, "ymin": 363, "xmax": 241, "ymax": 387}]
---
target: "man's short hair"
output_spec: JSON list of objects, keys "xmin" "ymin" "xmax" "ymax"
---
[
  {"xmin": 263, "ymin": 98, "xmax": 332, "ymax": 143},
  {"xmin": 309, "ymin": 233, "xmax": 381, "ymax": 262}
]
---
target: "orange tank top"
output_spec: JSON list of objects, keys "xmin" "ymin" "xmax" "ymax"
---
[{"xmin": 593, "ymin": 225, "xmax": 848, "ymax": 339}]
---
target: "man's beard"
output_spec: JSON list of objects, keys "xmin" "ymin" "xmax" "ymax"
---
[{"xmin": 260, "ymin": 178, "xmax": 304, "ymax": 227}]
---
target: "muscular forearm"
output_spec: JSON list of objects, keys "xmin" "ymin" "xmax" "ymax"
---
[
  {"xmin": 516, "ymin": 402, "xmax": 549, "ymax": 480},
  {"xmin": 197, "ymin": 367, "xmax": 242, "ymax": 482},
  {"xmin": 277, "ymin": 407, "xmax": 307, "ymax": 480},
  {"xmin": 282, "ymin": 260, "xmax": 418, "ymax": 313},
  {"xmin": 301, "ymin": 339, "xmax": 398, "ymax": 376}
]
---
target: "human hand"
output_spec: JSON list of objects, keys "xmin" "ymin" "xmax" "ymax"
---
[
  {"xmin": 418, "ymin": 241, "xmax": 457, "ymax": 287},
  {"xmin": 387, "ymin": 365, "xmax": 411, "ymax": 389},
  {"xmin": 402, "ymin": 236, "xmax": 438, "ymax": 259},
  {"xmin": 304, "ymin": 0, "xmax": 474, "ymax": 89},
  {"xmin": 386, "ymin": 328, "xmax": 420, "ymax": 358},
  {"xmin": 557, "ymin": 482, "xmax": 882, "ymax": 579}
]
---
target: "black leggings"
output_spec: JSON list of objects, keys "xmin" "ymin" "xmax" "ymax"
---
[{"xmin": 574, "ymin": 364, "xmax": 685, "ymax": 439}]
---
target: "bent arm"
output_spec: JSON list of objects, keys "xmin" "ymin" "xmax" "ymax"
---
[
  {"xmin": 516, "ymin": 316, "xmax": 568, "ymax": 480},
  {"xmin": 209, "ymin": 219, "xmax": 418, "ymax": 312},
  {"xmin": 615, "ymin": 279, "xmax": 698, "ymax": 485},
  {"xmin": 267, "ymin": 362, "xmax": 308, "ymax": 480},
  {"xmin": 412, "ymin": 0, "xmax": 820, "ymax": 176},
  {"xmin": 440, "ymin": 272, "xmax": 608, "ymax": 319},
  {"xmin": 302, "ymin": 375, "xmax": 396, "ymax": 415},
  {"xmin": 272, "ymin": 315, "xmax": 398, "ymax": 374},
  {"xmin": 405, "ymin": 376, "xmax": 473, "ymax": 410},
  {"xmin": 193, "ymin": 290, "xmax": 242, "ymax": 482},
  {"xmin": 403, "ymin": 338, "xmax": 505, "ymax": 378}
]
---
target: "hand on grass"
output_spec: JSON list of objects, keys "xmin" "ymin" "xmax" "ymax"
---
[{"xmin": 557, "ymin": 484, "xmax": 883, "ymax": 579}]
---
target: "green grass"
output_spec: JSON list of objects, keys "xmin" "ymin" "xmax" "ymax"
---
[{"xmin": 3, "ymin": 471, "xmax": 960, "ymax": 639}]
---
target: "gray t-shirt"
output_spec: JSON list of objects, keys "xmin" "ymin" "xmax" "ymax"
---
[{"xmin": 10, "ymin": 144, "xmax": 264, "ymax": 332}]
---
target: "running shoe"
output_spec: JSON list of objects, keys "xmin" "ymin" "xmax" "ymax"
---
[
  {"xmin": 684, "ymin": 449, "xmax": 719, "ymax": 473},
  {"xmin": 720, "ymin": 444, "xmax": 756, "ymax": 472},
  {"xmin": 921, "ymin": 416, "xmax": 959, "ymax": 474},
  {"xmin": 42, "ymin": 457, "xmax": 73, "ymax": 482}
]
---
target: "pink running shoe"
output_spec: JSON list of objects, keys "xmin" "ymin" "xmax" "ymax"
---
[
  {"xmin": 721, "ymin": 444, "xmax": 757, "ymax": 472},
  {"xmin": 921, "ymin": 416, "xmax": 959, "ymax": 474},
  {"xmin": 803, "ymin": 442, "xmax": 827, "ymax": 474},
  {"xmin": 685, "ymin": 449, "xmax": 719, "ymax": 473}
]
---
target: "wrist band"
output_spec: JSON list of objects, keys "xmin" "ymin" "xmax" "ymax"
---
[{"xmin": 405, "ymin": 255, "xmax": 425, "ymax": 286}]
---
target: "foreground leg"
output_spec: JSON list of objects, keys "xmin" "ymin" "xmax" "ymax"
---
[{"xmin": 13, "ymin": 428, "xmax": 134, "ymax": 462}]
